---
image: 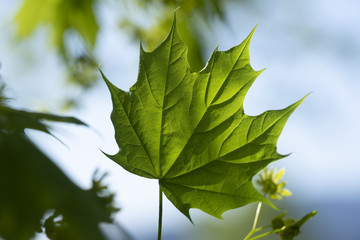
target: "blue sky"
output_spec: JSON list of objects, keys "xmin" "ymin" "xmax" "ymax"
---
[{"xmin": 1, "ymin": 0, "xmax": 360, "ymax": 239}]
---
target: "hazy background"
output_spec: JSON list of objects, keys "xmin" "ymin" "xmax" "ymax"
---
[{"xmin": 1, "ymin": 0, "xmax": 359, "ymax": 239}]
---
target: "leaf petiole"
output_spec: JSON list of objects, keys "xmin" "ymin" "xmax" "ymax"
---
[
  {"xmin": 244, "ymin": 202, "xmax": 263, "ymax": 240},
  {"xmin": 252, "ymin": 202, "xmax": 262, "ymax": 231},
  {"xmin": 248, "ymin": 228, "xmax": 285, "ymax": 240},
  {"xmin": 158, "ymin": 184, "xmax": 163, "ymax": 240}
]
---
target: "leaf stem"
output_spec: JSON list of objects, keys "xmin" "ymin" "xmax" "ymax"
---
[
  {"xmin": 252, "ymin": 202, "xmax": 262, "ymax": 230},
  {"xmin": 158, "ymin": 184, "xmax": 163, "ymax": 240},
  {"xmin": 244, "ymin": 202, "xmax": 262, "ymax": 240},
  {"xmin": 248, "ymin": 228, "xmax": 285, "ymax": 240}
]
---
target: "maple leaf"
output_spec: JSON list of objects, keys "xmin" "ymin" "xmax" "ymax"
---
[
  {"xmin": 0, "ymin": 105, "xmax": 86, "ymax": 135},
  {"xmin": 102, "ymin": 15, "xmax": 306, "ymax": 221},
  {"xmin": 0, "ymin": 132, "xmax": 113, "ymax": 240},
  {"xmin": 0, "ymin": 85, "xmax": 117, "ymax": 239}
]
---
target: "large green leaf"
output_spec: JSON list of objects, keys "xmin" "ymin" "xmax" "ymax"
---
[{"xmin": 102, "ymin": 15, "xmax": 306, "ymax": 220}]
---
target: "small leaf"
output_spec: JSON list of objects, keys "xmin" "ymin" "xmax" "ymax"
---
[
  {"xmin": 279, "ymin": 189, "xmax": 292, "ymax": 197},
  {"xmin": 274, "ymin": 168, "xmax": 285, "ymax": 183},
  {"xmin": 271, "ymin": 211, "xmax": 317, "ymax": 240},
  {"xmin": 103, "ymin": 14, "xmax": 306, "ymax": 221}
]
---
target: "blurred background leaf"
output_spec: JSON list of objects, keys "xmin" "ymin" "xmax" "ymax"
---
[
  {"xmin": 0, "ymin": 81, "xmax": 124, "ymax": 240},
  {"xmin": 0, "ymin": 133, "xmax": 113, "ymax": 240},
  {"xmin": 271, "ymin": 210, "xmax": 317, "ymax": 240},
  {"xmin": 13, "ymin": 0, "xmax": 250, "ymax": 108},
  {"xmin": 15, "ymin": 0, "xmax": 99, "ymax": 91}
]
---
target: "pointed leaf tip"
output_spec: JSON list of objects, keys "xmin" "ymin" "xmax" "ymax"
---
[
  {"xmin": 247, "ymin": 25, "xmax": 258, "ymax": 41},
  {"xmin": 170, "ymin": 11, "xmax": 177, "ymax": 34},
  {"xmin": 173, "ymin": 6, "xmax": 181, "ymax": 15}
]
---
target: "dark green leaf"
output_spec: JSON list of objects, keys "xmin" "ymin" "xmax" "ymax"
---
[
  {"xmin": 271, "ymin": 211, "xmax": 317, "ymax": 240},
  {"xmin": 0, "ymin": 132, "xmax": 109, "ymax": 240},
  {"xmin": 43, "ymin": 173, "xmax": 120, "ymax": 240},
  {"xmin": 0, "ymin": 105, "xmax": 86, "ymax": 135}
]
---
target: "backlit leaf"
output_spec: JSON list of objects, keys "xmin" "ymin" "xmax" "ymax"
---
[{"xmin": 103, "ymin": 14, "xmax": 306, "ymax": 221}]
